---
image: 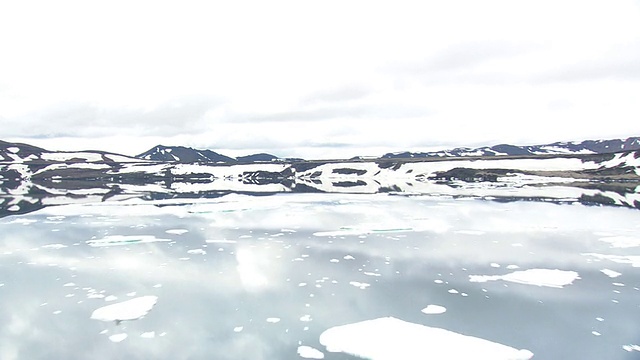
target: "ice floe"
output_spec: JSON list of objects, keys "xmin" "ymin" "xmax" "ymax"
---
[
  {"xmin": 319, "ymin": 317, "xmax": 533, "ymax": 360},
  {"xmin": 140, "ymin": 331, "xmax": 155, "ymax": 338},
  {"xmin": 297, "ymin": 345, "xmax": 325, "ymax": 359},
  {"xmin": 623, "ymin": 344, "xmax": 640, "ymax": 352},
  {"xmin": 469, "ymin": 269, "xmax": 580, "ymax": 288},
  {"xmin": 266, "ymin": 317, "xmax": 281, "ymax": 323},
  {"xmin": 599, "ymin": 236, "xmax": 640, "ymax": 248},
  {"xmin": 90, "ymin": 296, "xmax": 158, "ymax": 322},
  {"xmin": 600, "ymin": 269, "xmax": 622, "ymax": 278},
  {"xmin": 165, "ymin": 229, "xmax": 189, "ymax": 235},
  {"xmin": 109, "ymin": 333, "xmax": 128, "ymax": 342},
  {"xmin": 86, "ymin": 235, "xmax": 170, "ymax": 247},
  {"xmin": 421, "ymin": 305, "xmax": 447, "ymax": 314}
]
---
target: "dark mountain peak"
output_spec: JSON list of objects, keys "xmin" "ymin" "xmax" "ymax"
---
[
  {"xmin": 236, "ymin": 153, "xmax": 280, "ymax": 163},
  {"xmin": 136, "ymin": 145, "xmax": 236, "ymax": 163}
]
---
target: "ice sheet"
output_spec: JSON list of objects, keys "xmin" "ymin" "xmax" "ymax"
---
[
  {"xmin": 469, "ymin": 269, "xmax": 580, "ymax": 288},
  {"xmin": 319, "ymin": 317, "xmax": 533, "ymax": 360},
  {"xmin": 90, "ymin": 296, "xmax": 158, "ymax": 322}
]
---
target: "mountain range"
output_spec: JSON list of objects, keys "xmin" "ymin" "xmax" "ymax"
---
[{"xmin": 2, "ymin": 137, "xmax": 639, "ymax": 164}]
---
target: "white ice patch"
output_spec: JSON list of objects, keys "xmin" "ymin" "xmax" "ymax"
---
[
  {"xmin": 421, "ymin": 305, "xmax": 447, "ymax": 315},
  {"xmin": 109, "ymin": 333, "xmax": 128, "ymax": 342},
  {"xmin": 599, "ymin": 236, "xmax": 640, "ymax": 248},
  {"xmin": 87, "ymin": 235, "xmax": 170, "ymax": 247},
  {"xmin": 41, "ymin": 244, "xmax": 67, "ymax": 249},
  {"xmin": 600, "ymin": 269, "xmax": 622, "ymax": 278},
  {"xmin": 90, "ymin": 296, "xmax": 158, "ymax": 322},
  {"xmin": 623, "ymin": 344, "xmax": 640, "ymax": 352},
  {"xmin": 141, "ymin": 331, "xmax": 155, "ymax": 338},
  {"xmin": 349, "ymin": 281, "xmax": 370, "ymax": 289},
  {"xmin": 298, "ymin": 345, "xmax": 325, "ymax": 359},
  {"xmin": 469, "ymin": 269, "xmax": 580, "ymax": 288},
  {"xmin": 319, "ymin": 317, "xmax": 533, "ymax": 360},
  {"xmin": 187, "ymin": 249, "xmax": 206, "ymax": 255},
  {"xmin": 165, "ymin": 229, "xmax": 189, "ymax": 235},
  {"xmin": 266, "ymin": 317, "xmax": 281, "ymax": 323},
  {"xmin": 583, "ymin": 253, "xmax": 640, "ymax": 268}
]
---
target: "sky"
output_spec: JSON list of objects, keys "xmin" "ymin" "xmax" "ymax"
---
[{"xmin": 1, "ymin": 0, "xmax": 640, "ymax": 159}]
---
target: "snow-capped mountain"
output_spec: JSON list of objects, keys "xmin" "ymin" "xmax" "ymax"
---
[
  {"xmin": 0, "ymin": 139, "xmax": 141, "ymax": 164},
  {"xmin": 382, "ymin": 137, "xmax": 640, "ymax": 159}
]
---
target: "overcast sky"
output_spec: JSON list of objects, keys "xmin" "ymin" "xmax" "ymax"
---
[{"xmin": 1, "ymin": 0, "xmax": 640, "ymax": 159}]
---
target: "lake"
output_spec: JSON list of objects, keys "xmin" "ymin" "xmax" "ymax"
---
[{"xmin": 0, "ymin": 192, "xmax": 639, "ymax": 359}]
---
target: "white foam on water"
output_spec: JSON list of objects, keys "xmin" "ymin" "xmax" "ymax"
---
[
  {"xmin": 469, "ymin": 269, "xmax": 580, "ymax": 288},
  {"xmin": 90, "ymin": 296, "xmax": 158, "ymax": 322},
  {"xmin": 421, "ymin": 305, "xmax": 447, "ymax": 315},
  {"xmin": 298, "ymin": 345, "xmax": 325, "ymax": 359},
  {"xmin": 600, "ymin": 269, "xmax": 622, "ymax": 278},
  {"xmin": 109, "ymin": 333, "xmax": 128, "ymax": 342},
  {"xmin": 319, "ymin": 317, "xmax": 533, "ymax": 360}
]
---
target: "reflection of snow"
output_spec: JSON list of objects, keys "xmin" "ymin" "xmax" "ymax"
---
[
  {"xmin": 297, "ymin": 345, "xmax": 325, "ymax": 359},
  {"xmin": 469, "ymin": 269, "xmax": 580, "ymax": 288},
  {"xmin": 91, "ymin": 296, "xmax": 158, "ymax": 322},
  {"xmin": 319, "ymin": 317, "xmax": 533, "ymax": 360}
]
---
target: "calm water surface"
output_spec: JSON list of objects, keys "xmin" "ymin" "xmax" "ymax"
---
[{"xmin": 0, "ymin": 193, "xmax": 639, "ymax": 359}]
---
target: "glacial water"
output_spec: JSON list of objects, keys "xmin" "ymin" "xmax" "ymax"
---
[{"xmin": 0, "ymin": 193, "xmax": 639, "ymax": 359}]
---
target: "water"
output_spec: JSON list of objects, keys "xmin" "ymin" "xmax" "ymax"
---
[{"xmin": 0, "ymin": 193, "xmax": 639, "ymax": 359}]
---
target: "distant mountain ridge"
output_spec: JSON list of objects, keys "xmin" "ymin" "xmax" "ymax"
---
[
  {"xmin": 382, "ymin": 137, "xmax": 640, "ymax": 159},
  {"xmin": 135, "ymin": 145, "xmax": 281, "ymax": 163}
]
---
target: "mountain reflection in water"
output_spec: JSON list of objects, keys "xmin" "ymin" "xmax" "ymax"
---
[{"xmin": 0, "ymin": 193, "xmax": 639, "ymax": 359}]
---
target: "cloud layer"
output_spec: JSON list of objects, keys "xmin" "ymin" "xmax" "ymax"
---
[{"xmin": 1, "ymin": 0, "xmax": 639, "ymax": 158}]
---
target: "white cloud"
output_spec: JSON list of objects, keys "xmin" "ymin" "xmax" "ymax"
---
[{"xmin": 1, "ymin": 0, "xmax": 640, "ymax": 158}]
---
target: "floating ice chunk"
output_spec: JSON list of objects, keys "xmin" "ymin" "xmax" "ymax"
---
[
  {"xmin": 319, "ymin": 317, "xmax": 533, "ymax": 360},
  {"xmin": 87, "ymin": 293, "xmax": 105, "ymax": 299},
  {"xmin": 41, "ymin": 244, "xmax": 67, "ymax": 250},
  {"xmin": 298, "ymin": 345, "xmax": 325, "ymax": 359},
  {"xmin": 600, "ymin": 269, "xmax": 622, "ymax": 278},
  {"xmin": 91, "ymin": 296, "xmax": 158, "ymax": 322},
  {"xmin": 421, "ymin": 305, "xmax": 447, "ymax": 315},
  {"xmin": 599, "ymin": 236, "xmax": 640, "ymax": 248},
  {"xmin": 141, "ymin": 331, "xmax": 155, "ymax": 338},
  {"xmin": 506, "ymin": 265, "xmax": 520, "ymax": 270},
  {"xmin": 63, "ymin": 282, "xmax": 76, "ymax": 287},
  {"xmin": 454, "ymin": 230, "xmax": 485, "ymax": 235},
  {"xmin": 109, "ymin": 333, "xmax": 128, "ymax": 342},
  {"xmin": 469, "ymin": 269, "xmax": 580, "ymax": 288},
  {"xmin": 490, "ymin": 263, "xmax": 501, "ymax": 268},
  {"xmin": 53, "ymin": 310, "xmax": 62, "ymax": 315},
  {"xmin": 591, "ymin": 331, "xmax": 601, "ymax": 336},
  {"xmin": 448, "ymin": 289, "xmax": 459, "ymax": 294},
  {"xmin": 187, "ymin": 249, "xmax": 207, "ymax": 255},
  {"xmin": 105, "ymin": 295, "xmax": 118, "ymax": 302},
  {"xmin": 364, "ymin": 272, "xmax": 381, "ymax": 277},
  {"xmin": 623, "ymin": 344, "xmax": 640, "ymax": 352},
  {"xmin": 329, "ymin": 259, "xmax": 339, "ymax": 263},
  {"xmin": 583, "ymin": 253, "xmax": 640, "ymax": 267},
  {"xmin": 234, "ymin": 326, "xmax": 244, "ymax": 332},
  {"xmin": 87, "ymin": 235, "xmax": 170, "ymax": 247},
  {"xmin": 300, "ymin": 315, "xmax": 312, "ymax": 322},
  {"xmin": 166, "ymin": 229, "xmax": 189, "ymax": 235},
  {"xmin": 349, "ymin": 281, "xmax": 370, "ymax": 289},
  {"xmin": 343, "ymin": 255, "xmax": 355, "ymax": 260},
  {"xmin": 266, "ymin": 317, "xmax": 281, "ymax": 323}
]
